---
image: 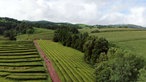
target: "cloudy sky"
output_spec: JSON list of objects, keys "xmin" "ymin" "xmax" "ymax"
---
[{"xmin": 0, "ymin": 0, "xmax": 146, "ymax": 26}]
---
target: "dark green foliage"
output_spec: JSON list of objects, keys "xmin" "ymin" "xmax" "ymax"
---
[
  {"xmin": 0, "ymin": 17, "xmax": 19, "ymax": 34},
  {"xmin": 53, "ymin": 25, "xmax": 79, "ymax": 43},
  {"xmin": 53, "ymin": 26, "xmax": 109, "ymax": 65},
  {"xmin": 83, "ymin": 36, "xmax": 96, "ymax": 63},
  {"xmin": 26, "ymin": 21, "xmax": 82, "ymax": 30},
  {"xmin": 95, "ymin": 48, "xmax": 145, "ymax": 82},
  {"xmin": 16, "ymin": 22, "xmax": 34, "ymax": 34},
  {"xmin": 53, "ymin": 27, "xmax": 75, "ymax": 43},
  {"xmin": 138, "ymin": 67, "xmax": 146, "ymax": 81},
  {"xmin": 54, "ymin": 28, "xmax": 88, "ymax": 50},
  {"xmin": 83, "ymin": 36, "xmax": 109, "ymax": 64},
  {"xmin": 4, "ymin": 30, "xmax": 16, "ymax": 40},
  {"xmin": 0, "ymin": 17, "xmax": 34, "ymax": 40}
]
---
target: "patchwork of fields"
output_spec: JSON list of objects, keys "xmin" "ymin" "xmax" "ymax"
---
[
  {"xmin": 0, "ymin": 41, "xmax": 51, "ymax": 82},
  {"xmin": 37, "ymin": 40, "xmax": 95, "ymax": 82}
]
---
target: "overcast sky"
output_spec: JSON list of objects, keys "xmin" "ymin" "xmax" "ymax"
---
[{"xmin": 0, "ymin": 0, "xmax": 146, "ymax": 26}]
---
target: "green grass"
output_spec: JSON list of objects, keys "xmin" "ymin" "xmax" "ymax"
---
[
  {"xmin": 0, "ymin": 36, "xmax": 8, "ymax": 40},
  {"xmin": 37, "ymin": 40, "xmax": 95, "ymax": 82},
  {"xmin": 16, "ymin": 28, "xmax": 54, "ymax": 41},
  {"xmin": 0, "ymin": 77, "xmax": 13, "ymax": 82},
  {"xmin": 0, "ymin": 41, "xmax": 51, "ymax": 82},
  {"xmin": 90, "ymin": 31, "xmax": 146, "ymax": 42},
  {"xmin": 117, "ymin": 40, "xmax": 146, "ymax": 59},
  {"xmin": 79, "ymin": 27, "xmax": 144, "ymax": 33},
  {"xmin": 85, "ymin": 28, "xmax": 146, "ymax": 58}
]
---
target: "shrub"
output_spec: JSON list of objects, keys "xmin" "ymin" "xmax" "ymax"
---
[
  {"xmin": 138, "ymin": 67, "xmax": 146, "ymax": 82},
  {"xmin": 91, "ymin": 30, "xmax": 100, "ymax": 33},
  {"xmin": 95, "ymin": 48, "xmax": 145, "ymax": 82}
]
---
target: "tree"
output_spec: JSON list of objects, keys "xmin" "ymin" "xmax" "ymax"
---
[
  {"xmin": 95, "ymin": 48, "xmax": 145, "ymax": 82},
  {"xmin": 4, "ymin": 30, "xmax": 16, "ymax": 40},
  {"xmin": 83, "ymin": 36, "xmax": 109, "ymax": 64},
  {"xmin": 83, "ymin": 36, "xmax": 96, "ymax": 63}
]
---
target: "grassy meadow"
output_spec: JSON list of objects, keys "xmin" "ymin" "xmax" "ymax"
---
[
  {"xmin": 37, "ymin": 40, "xmax": 95, "ymax": 82},
  {"xmin": 17, "ymin": 28, "xmax": 54, "ymax": 41},
  {"xmin": 80, "ymin": 27, "xmax": 146, "ymax": 59},
  {"xmin": 79, "ymin": 27, "xmax": 145, "ymax": 33}
]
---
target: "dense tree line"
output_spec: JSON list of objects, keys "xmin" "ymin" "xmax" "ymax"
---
[
  {"xmin": 0, "ymin": 17, "xmax": 81, "ymax": 40},
  {"xmin": 53, "ymin": 26, "xmax": 109, "ymax": 65},
  {"xmin": 25, "ymin": 21, "xmax": 82, "ymax": 30},
  {"xmin": 0, "ymin": 17, "xmax": 34, "ymax": 40}
]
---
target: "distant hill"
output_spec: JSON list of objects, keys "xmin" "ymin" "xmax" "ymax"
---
[
  {"xmin": 1, "ymin": 17, "xmax": 146, "ymax": 40},
  {"xmin": 93, "ymin": 24, "xmax": 146, "ymax": 29},
  {"xmin": 0, "ymin": 17, "xmax": 145, "ymax": 30},
  {"xmin": 23, "ymin": 20, "xmax": 81, "ymax": 29}
]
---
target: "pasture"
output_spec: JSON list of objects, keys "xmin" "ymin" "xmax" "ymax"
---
[
  {"xmin": 37, "ymin": 40, "xmax": 95, "ymax": 82},
  {"xmin": 17, "ymin": 28, "xmax": 54, "ymax": 41},
  {"xmin": 0, "ymin": 41, "xmax": 51, "ymax": 82},
  {"xmin": 79, "ymin": 27, "xmax": 145, "ymax": 33},
  {"xmin": 80, "ymin": 28, "xmax": 146, "ymax": 59}
]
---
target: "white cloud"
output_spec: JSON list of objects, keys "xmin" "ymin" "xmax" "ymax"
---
[
  {"xmin": 126, "ymin": 7, "xmax": 146, "ymax": 26},
  {"xmin": 0, "ymin": 0, "xmax": 146, "ymax": 26}
]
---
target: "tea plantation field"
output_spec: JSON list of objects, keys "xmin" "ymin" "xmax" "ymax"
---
[
  {"xmin": 0, "ymin": 41, "xmax": 51, "ymax": 82},
  {"xmin": 37, "ymin": 40, "xmax": 95, "ymax": 82}
]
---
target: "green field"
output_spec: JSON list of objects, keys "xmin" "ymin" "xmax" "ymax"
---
[
  {"xmin": 0, "ymin": 41, "xmax": 51, "ymax": 82},
  {"xmin": 90, "ymin": 31, "xmax": 146, "ymax": 42},
  {"xmin": 37, "ymin": 40, "xmax": 95, "ymax": 82},
  {"xmin": 79, "ymin": 27, "xmax": 145, "ymax": 33},
  {"xmin": 80, "ymin": 28, "xmax": 146, "ymax": 59},
  {"xmin": 17, "ymin": 28, "xmax": 54, "ymax": 41}
]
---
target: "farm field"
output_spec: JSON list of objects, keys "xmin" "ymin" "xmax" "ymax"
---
[
  {"xmin": 17, "ymin": 28, "xmax": 54, "ymax": 41},
  {"xmin": 79, "ymin": 27, "xmax": 145, "ymax": 33},
  {"xmin": 90, "ymin": 31, "xmax": 146, "ymax": 42},
  {"xmin": 117, "ymin": 40, "xmax": 146, "ymax": 59},
  {"xmin": 37, "ymin": 40, "xmax": 95, "ymax": 82},
  {"xmin": 80, "ymin": 28, "xmax": 146, "ymax": 59},
  {"xmin": 0, "ymin": 41, "xmax": 51, "ymax": 82}
]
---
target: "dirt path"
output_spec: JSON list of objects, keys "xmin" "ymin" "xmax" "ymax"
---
[{"xmin": 34, "ymin": 40, "xmax": 61, "ymax": 82}]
